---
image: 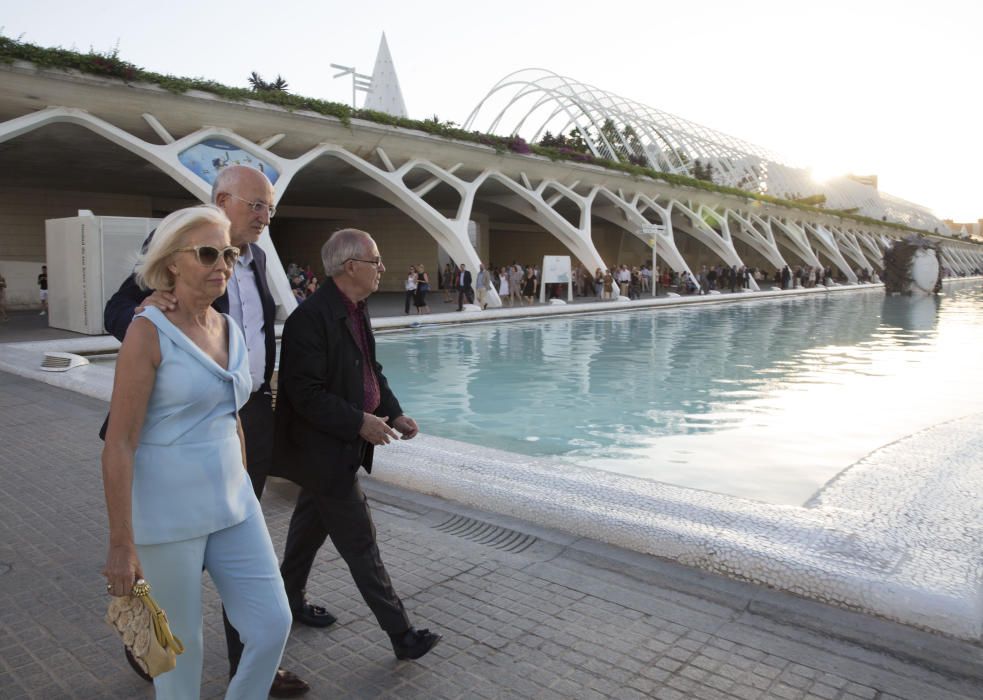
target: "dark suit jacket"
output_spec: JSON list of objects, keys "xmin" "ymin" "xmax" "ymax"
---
[
  {"xmin": 458, "ymin": 270, "xmax": 473, "ymax": 291},
  {"xmin": 270, "ymin": 278, "xmax": 403, "ymax": 496},
  {"xmin": 103, "ymin": 242, "xmax": 277, "ymax": 389}
]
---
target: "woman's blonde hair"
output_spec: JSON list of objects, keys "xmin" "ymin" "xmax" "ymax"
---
[{"xmin": 135, "ymin": 205, "xmax": 231, "ymax": 291}]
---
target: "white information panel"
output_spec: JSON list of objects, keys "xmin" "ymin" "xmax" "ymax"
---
[
  {"xmin": 641, "ymin": 224, "xmax": 664, "ymax": 297},
  {"xmin": 540, "ymin": 255, "xmax": 573, "ymax": 302}
]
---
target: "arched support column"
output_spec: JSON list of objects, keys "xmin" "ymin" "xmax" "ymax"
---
[
  {"xmin": 947, "ymin": 247, "xmax": 973, "ymax": 274},
  {"xmin": 957, "ymin": 246, "xmax": 980, "ymax": 271},
  {"xmin": 855, "ymin": 231, "xmax": 885, "ymax": 265},
  {"xmin": 589, "ymin": 189, "xmax": 696, "ymax": 281},
  {"xmin": 769, "ymin": 217, "xmax": 826, "ymax": 271},
  {"xmin": 477, "ymin": 173, "xmax": 606, "ymax": 273},
  {"xmin": 727, "ymin": 209, "xmax": 787, "ymax": 272},
  {"xmin": 671, "ymin": 201, "xmax": 756, "ymax": 288},
  {"xmin": 802, "ymin": 223, "xmax": 858, "ymax": 282},
  {"xmin": 939, "ymin": 248, "xmax": 961, "ymax": 275},
  {"xmin": 828, "ymin": 226, "xmax": 874, "ymax": 273}
]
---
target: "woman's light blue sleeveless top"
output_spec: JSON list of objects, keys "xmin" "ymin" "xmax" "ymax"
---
[{"xmin": 131, "ymin": 307, "xmax": 259, "ymax": 545}]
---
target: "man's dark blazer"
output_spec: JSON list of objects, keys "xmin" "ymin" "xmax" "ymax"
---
[
  {"xmin": 459, "ymin": 270, "xmax": 473, "ymax": 292},
  {"xmin": 270, "ymin": 277, "xmax": 402, "ymax": 497},
  {"xmin": 103, "ymin": 242, "xmax": 277, "ymax": 390}
]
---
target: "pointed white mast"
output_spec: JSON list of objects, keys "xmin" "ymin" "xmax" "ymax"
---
[{"xmin": 362, "ymin": 33, "xmax": 408, "ymax": 118}]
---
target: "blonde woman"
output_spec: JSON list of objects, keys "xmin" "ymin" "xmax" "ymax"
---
[
  {"xmin": 101, "ymin": 206, "xmax": 291, "ymax": 699},
  {"xmin": 522, "ymin": 267, "xmax": 536, "ymax": 305}
]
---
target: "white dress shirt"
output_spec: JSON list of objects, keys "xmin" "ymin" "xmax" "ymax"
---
[{"xmin": 226, "ymin": 246, "xmax": 266, "ymax": 393}]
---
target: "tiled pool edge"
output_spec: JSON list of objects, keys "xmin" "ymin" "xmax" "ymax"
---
[
  {"xmin": 367, "ymin": 416, "xmax": 983, "ymax": 641},
  {"xmin": 370, "ymin": 280, "xmax": 889, "ymax": 331}
]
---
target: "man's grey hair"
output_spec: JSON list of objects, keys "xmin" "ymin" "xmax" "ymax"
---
[
  {"xmin": 210, "ymin": 165, "xmax": 268, "ymax": 203},
  {"xmin": 210, "ymin": 167, "xmax": 237, "ymax": 203},
  {"xmin": 322, "ymin": 228, "xmax": 373, "ymax": 277}
]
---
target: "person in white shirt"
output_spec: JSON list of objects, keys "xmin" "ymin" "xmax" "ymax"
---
[
  {"xmin": 475, "ymin": 264, "xmax": 490, "ymax": 309},
  {"xmin": 404, "ymin": 266, "xmax": 417, "ymax": 315},
  {"xmin": 617, "ymin": 265, "xmax": 631, "ymax": 297}
]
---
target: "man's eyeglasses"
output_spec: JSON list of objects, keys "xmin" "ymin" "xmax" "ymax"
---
[
  {"xmin": 347, "ymin": 257, "xmax": 383, "ymax": 268},
  {"xmin": 226, "ymin": 193, "xmax": 276, "ymax": 218},
  {"xmin": 175, "ymin": 245, "xmax": 241, "ymax": 267}
]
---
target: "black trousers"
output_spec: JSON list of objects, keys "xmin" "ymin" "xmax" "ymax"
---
[
  {"xmin": 457, "ymin": 286, "xmax": 474, "ymax": 309},
  {"xmin": 279, "ymin": 475, "xmax": 410, "ymax": 635},
  {"xmin": 224, "ymin": 389, "xmax": 274, "ymax": 676}
]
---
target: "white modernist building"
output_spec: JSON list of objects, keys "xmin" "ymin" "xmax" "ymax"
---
[{"xmin": 0, "ymin": 55, "xmax": 981, "ymax": 315}]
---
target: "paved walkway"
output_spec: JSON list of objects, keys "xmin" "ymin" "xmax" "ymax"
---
[{"xmin": 1, "ymin": 370, "xmax": 982, "ymax": 699}]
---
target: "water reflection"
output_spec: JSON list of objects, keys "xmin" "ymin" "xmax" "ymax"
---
[
  {"xmin": 880, "ymin": 294, "xmax": 941, "ymax": 334},
  {"xmin": 375, "ymin": 282, "xmax": 983, "ymax": 505}
]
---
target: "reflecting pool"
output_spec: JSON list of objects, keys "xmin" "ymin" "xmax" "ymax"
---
[{"xmin": 375, "ymin": 281, "xmax": 983, "ymax": 505}]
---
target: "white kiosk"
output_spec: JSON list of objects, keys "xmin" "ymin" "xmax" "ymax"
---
[{"xmin": 44, "ymin": 213, "xmax": 158, "ymax": 335}]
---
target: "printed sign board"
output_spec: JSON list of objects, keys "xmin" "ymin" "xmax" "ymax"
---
[{"xmin": 540, "ymin": 255, "xmax": 573, "ymax": 302}]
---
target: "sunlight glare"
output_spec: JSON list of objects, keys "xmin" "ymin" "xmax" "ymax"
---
[{"xmin": 809, "ymin": 163, "xmax": 845, "ymax": 184}]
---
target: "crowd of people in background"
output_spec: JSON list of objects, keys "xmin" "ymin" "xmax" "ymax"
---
[
  {"xmin": 286, "ymin": 262, "xmax": 320, "ymax": 301},
  {"xmin": 282, "ymin": 256, "xmax": 911, "ymax": 313}
]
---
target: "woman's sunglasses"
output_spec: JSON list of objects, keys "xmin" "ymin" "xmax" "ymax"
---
[{"xmin": 175, "ymin": 245, "xmax": 241, "ymax": 267}]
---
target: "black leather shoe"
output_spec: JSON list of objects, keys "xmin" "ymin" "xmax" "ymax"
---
[
  {"xmin": 124, "ymin": 646, "xmax": 153, "ymax": 683},
  {"xmin": 292, "ymin": 602, "xmax": 337, "ymax": 628},
  {"xmin": 269, "ymin": 667, "xmax": 310, "ymax": 698},
  {"xmin": 390, "ymin": 627, "xmax": 442, "ymax": 660}
]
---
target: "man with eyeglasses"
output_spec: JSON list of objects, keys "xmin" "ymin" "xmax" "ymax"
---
[
  {"xmin": 272, "ymin": 228, "xmax": 442, "ymax": 662},
  {"xmin": 103, "ymin": 165, "xmax": 323, "ymax": 698}
]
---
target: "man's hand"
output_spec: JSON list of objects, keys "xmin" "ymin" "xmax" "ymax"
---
[
  {"xmin": 392, "ymin": 415, "xmax": 419, "ymax": 440},
  {"xmin": 360, "ymin": 413, "xmax": 400, "ymax": 446},
  {"xmin": 135, "ymin": 290, "xmax": 178, "ymax": 314}
]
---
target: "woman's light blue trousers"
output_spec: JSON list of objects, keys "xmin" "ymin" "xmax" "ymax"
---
[{"xmin": 137, "ymin": 512, "xmax": 292, "ymax": 699}]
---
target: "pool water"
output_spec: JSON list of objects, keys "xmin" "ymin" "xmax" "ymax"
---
[{"xmin": 374, "ymin": 281, "xmax": 983, "ymax": 505}]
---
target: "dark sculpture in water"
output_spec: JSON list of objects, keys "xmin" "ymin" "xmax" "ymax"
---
[{"xmin": 882, "ymin": 236, "xmax": 943, "ymax": 295}]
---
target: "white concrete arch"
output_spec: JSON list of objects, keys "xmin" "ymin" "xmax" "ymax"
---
[
  {"xmin": 958, "ymin": 246, "xmax": 980, "ymax": 269},
  {"xmin": 0, "ymin": 106, "xmax": 209, "ymax": 199},
  {"xmin": 628, "ymin": 193, "xmax": 696, "ymax": 278},
  {"xmin": 769, "ymin": 218, "xmax": 826, "ymax": 273},
  {"xmin": 0, "ymin": 107, "xmax": 297, "ymax": 311},
  {"xmin": 473, "ymin": 172, "xmax": 606, "ymax": 272},
  {"xmin": 855, "ymin": 231, "xmax": 886, "ymax": 265},
  {"xmin": 669, "ymin": 201, "xmax": 749, "ymax": 275},
  {"xmin": 278, "ymin": 145, "xmax": 502, "ymax": 307},
  {"xmin": 804, "ymin": 223, "xmax": 863, "ymax": 281},
  {"xmin": 587, "ymin": 187, "xmax": 695, "ymax": 279},
  {"xmin": 948, "ymin": 247, "xmax": 974, "ymax": 274},
  {"xmin": 830, "ymin": 228, "xmax": 875, "ymax": 273},
  {"xmin": 726, "ymin": 209, "xmax": 788, "ymax": 272},
  {"xmin": 939, "ymin": 248, "xmax": 962, "ymax": 275}
]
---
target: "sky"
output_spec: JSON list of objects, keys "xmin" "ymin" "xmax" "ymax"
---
[{"xmin": 4, "ymin": 0, "xmax": 981, "ymax": 221}]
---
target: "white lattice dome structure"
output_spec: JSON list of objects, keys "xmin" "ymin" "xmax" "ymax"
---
[{"xmin": 464, "ymin": 68, "xmax": 948, "ymax": 233}]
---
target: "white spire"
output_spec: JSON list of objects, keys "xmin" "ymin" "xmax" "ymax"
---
[{"xmin": 362, "ymin": 33, "xmax": 408, "ymax": 118}]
